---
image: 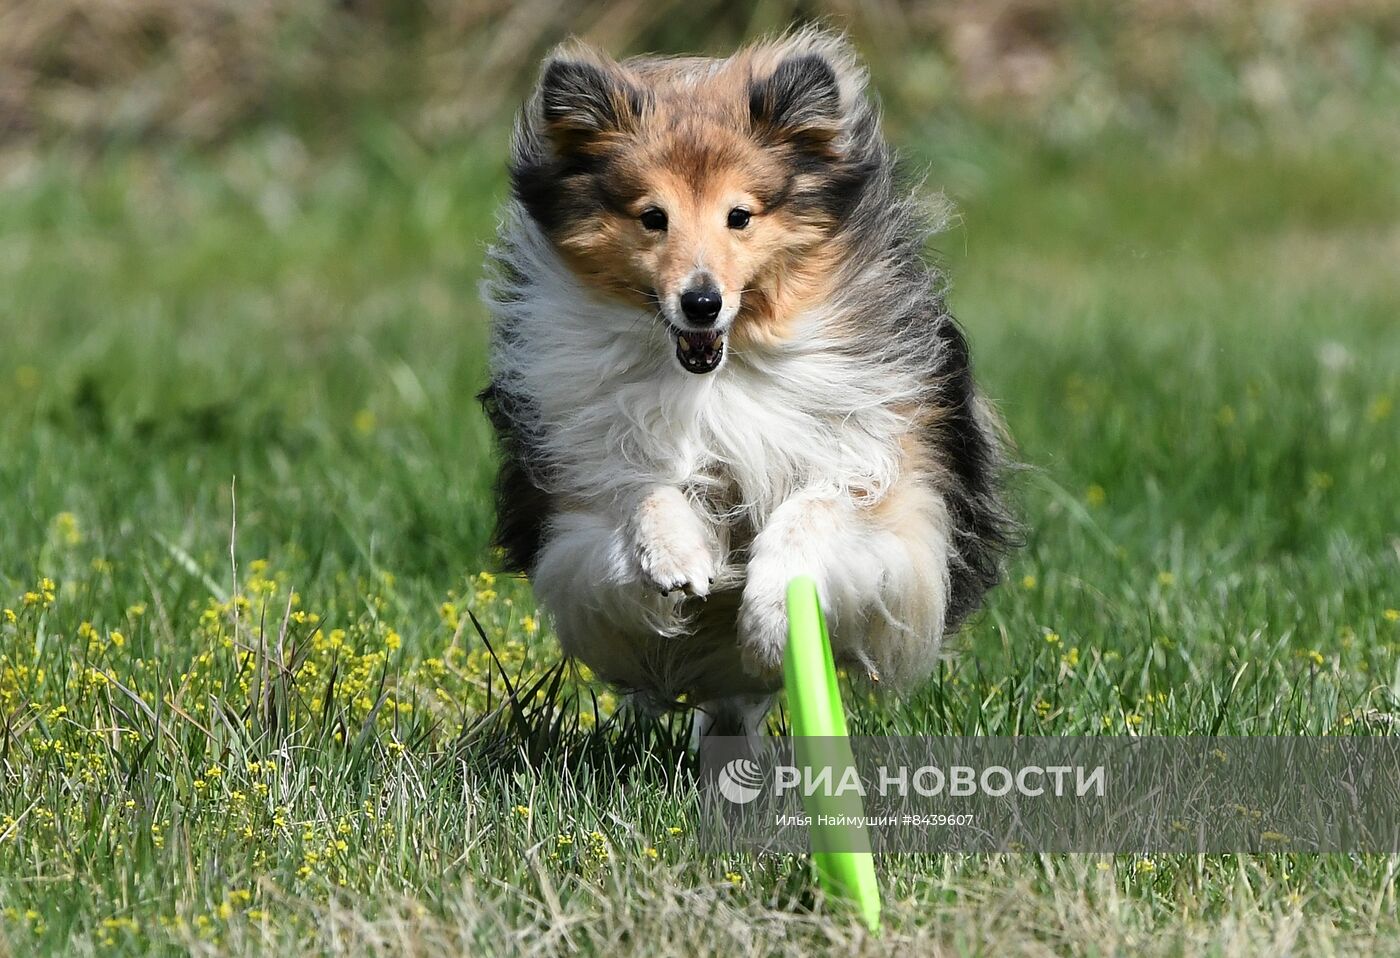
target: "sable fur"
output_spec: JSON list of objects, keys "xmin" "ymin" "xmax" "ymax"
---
[{"xmin": 479, "ymin": 28, "xmax": 1015, "ymax": 719}]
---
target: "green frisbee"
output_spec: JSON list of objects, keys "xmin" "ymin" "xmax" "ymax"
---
[{"xmin": 784, "ymin": 576, "xmax": 882, "ymax": 932}]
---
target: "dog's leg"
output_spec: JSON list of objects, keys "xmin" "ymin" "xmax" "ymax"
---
[
  {"xmin": 530, "ymin": 509, "xmax": 677, "ymax": 689},
  {"xmin": 736, "ymin": 490, "xmax": 851, "ymax": 679},
  {"xmin": 691, "ymin": 694, "xmax": 774, "ymax": 762},
  {"xmin": 530, "ymin": 489, "xmax": 720, "ymax": 688},
  {"xmin": 738, "ymin": 481, "xmax": 953, "ymax": 686},
  {"xmin": 627, "ymin": 485, "xmax": 719, "ymax": 598}
]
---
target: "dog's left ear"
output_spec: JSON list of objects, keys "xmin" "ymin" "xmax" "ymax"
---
[{"xmin": 748, "ymin": 53, "xmax": 846, "ymax": 154}]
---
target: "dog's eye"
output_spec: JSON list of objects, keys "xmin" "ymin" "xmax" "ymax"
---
[
  {"xmin": 727, "ymin": 207, "xmax": 752, "ymax": 230},
  {"xmin": 639, "ymin": 207, "xmax": 668, "ymax": 232}
]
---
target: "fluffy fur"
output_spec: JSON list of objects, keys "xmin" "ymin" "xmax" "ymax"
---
[{"xmin": 480, "ymin": 28, "xmax": 1015, "ymax": 734}]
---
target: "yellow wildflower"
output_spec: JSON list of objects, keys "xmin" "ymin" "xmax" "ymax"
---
[{"xmin": 53, "ymin": 512, "xmax": 82, "ymax": 546}]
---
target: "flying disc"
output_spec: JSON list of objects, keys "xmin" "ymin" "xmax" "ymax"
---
[{"xmin": 784, "ymin": 576, "xmax": 882, "ymax": 932}]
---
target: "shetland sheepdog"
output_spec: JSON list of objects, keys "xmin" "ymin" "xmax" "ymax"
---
[{"xmin": 480, "ymin": 28, "xmax": 1014, "ymax": 745}]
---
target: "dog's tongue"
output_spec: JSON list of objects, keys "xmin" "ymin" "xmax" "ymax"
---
[{"xmin": 676, "ymin": 330, "xmax": 724, "ymax": 375}]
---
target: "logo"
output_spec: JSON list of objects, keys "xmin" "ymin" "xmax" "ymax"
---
[{"xmin": 716, "ymin": 758, "xmax": 766, "ymax": 805}]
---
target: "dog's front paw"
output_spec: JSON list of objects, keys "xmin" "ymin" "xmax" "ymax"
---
[
  {"xmin": 630, "ymin": 489, "xmax": 717, "ymax": 598},
  {"xmin": 737, "ymin": 581, "xmax": 789, "ymax": 680},
  {"xmin": 635, "ymin": 534, "xmax": 716, "ymax": 598}
]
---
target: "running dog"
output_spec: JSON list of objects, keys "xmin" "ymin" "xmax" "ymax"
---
[{"xmin": 480, "ymin": 28, "xmax": 1015, "ymax": 744}]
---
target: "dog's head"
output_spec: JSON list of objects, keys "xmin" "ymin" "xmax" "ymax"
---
[{"xmin": 510, "ymin": 30, "xmax": 880, "ymax": 374}]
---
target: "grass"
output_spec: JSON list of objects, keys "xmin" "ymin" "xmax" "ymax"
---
[{"xmin": 1, "ymin": 112, "xmax": 1399, "ymax": 955}]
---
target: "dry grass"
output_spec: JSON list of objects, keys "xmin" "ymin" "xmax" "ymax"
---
[{"xmin": 124, "ymin": 859, "xmax": 1400, "ymax": 957}]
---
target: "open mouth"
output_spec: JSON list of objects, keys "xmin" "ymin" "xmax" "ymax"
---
[{"xmin": 674, "ymin": 329, "xmax": 725, "ymax": 375}]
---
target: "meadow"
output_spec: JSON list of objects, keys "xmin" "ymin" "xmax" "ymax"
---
[{"xmin": 2, "ymin": 67, "xmax": 1400, "ymax": 956}]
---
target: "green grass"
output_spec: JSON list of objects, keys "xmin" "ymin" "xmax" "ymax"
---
[{"xmin": 1, "ymin": 118, "xmax": 1399, "ymax": 955}]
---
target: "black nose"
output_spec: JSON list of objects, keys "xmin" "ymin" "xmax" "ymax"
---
[{"xmin": 680, "ymin": 287, "xmax": 722, "ymax": 325}]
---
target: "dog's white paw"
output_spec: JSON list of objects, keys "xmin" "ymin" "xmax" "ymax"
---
[
  {"xmin": 738, "ymin": 577, "xmax": 790, "ymax": 680},
  {"xmin": 635, "ymin": 534, "xmax": 716, "ymax": 597},
  {"xmin": 630, "ymin": 490, "xmax": 717, "ymax": 598}
]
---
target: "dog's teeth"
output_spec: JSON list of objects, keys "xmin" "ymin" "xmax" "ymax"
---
[{"xmin": 678, "ymin": 337, "xmax": 691, "ymax": 352}]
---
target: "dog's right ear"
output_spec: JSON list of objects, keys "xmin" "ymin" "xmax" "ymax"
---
[{"xmin": 536, "ymin": 48, "xmax": 641, "ymax": 154}]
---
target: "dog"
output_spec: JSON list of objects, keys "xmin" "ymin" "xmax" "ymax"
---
[{"xmin": 479, "ymin": 28, "xmax": 1014, "ymax": 747}]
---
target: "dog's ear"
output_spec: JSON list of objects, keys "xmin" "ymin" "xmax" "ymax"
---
[
  {"xmin": 748, "ymin": 52, "xmax": 846, "ymax": 154},
  {"xmin": 537, "ymin": 47, "xmax": 642, "ymax": 154}
]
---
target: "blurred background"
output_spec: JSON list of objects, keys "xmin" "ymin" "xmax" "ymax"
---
[{"xmin": 3, "ymin": 0, "xmax": 1398, "ymax": 147}]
